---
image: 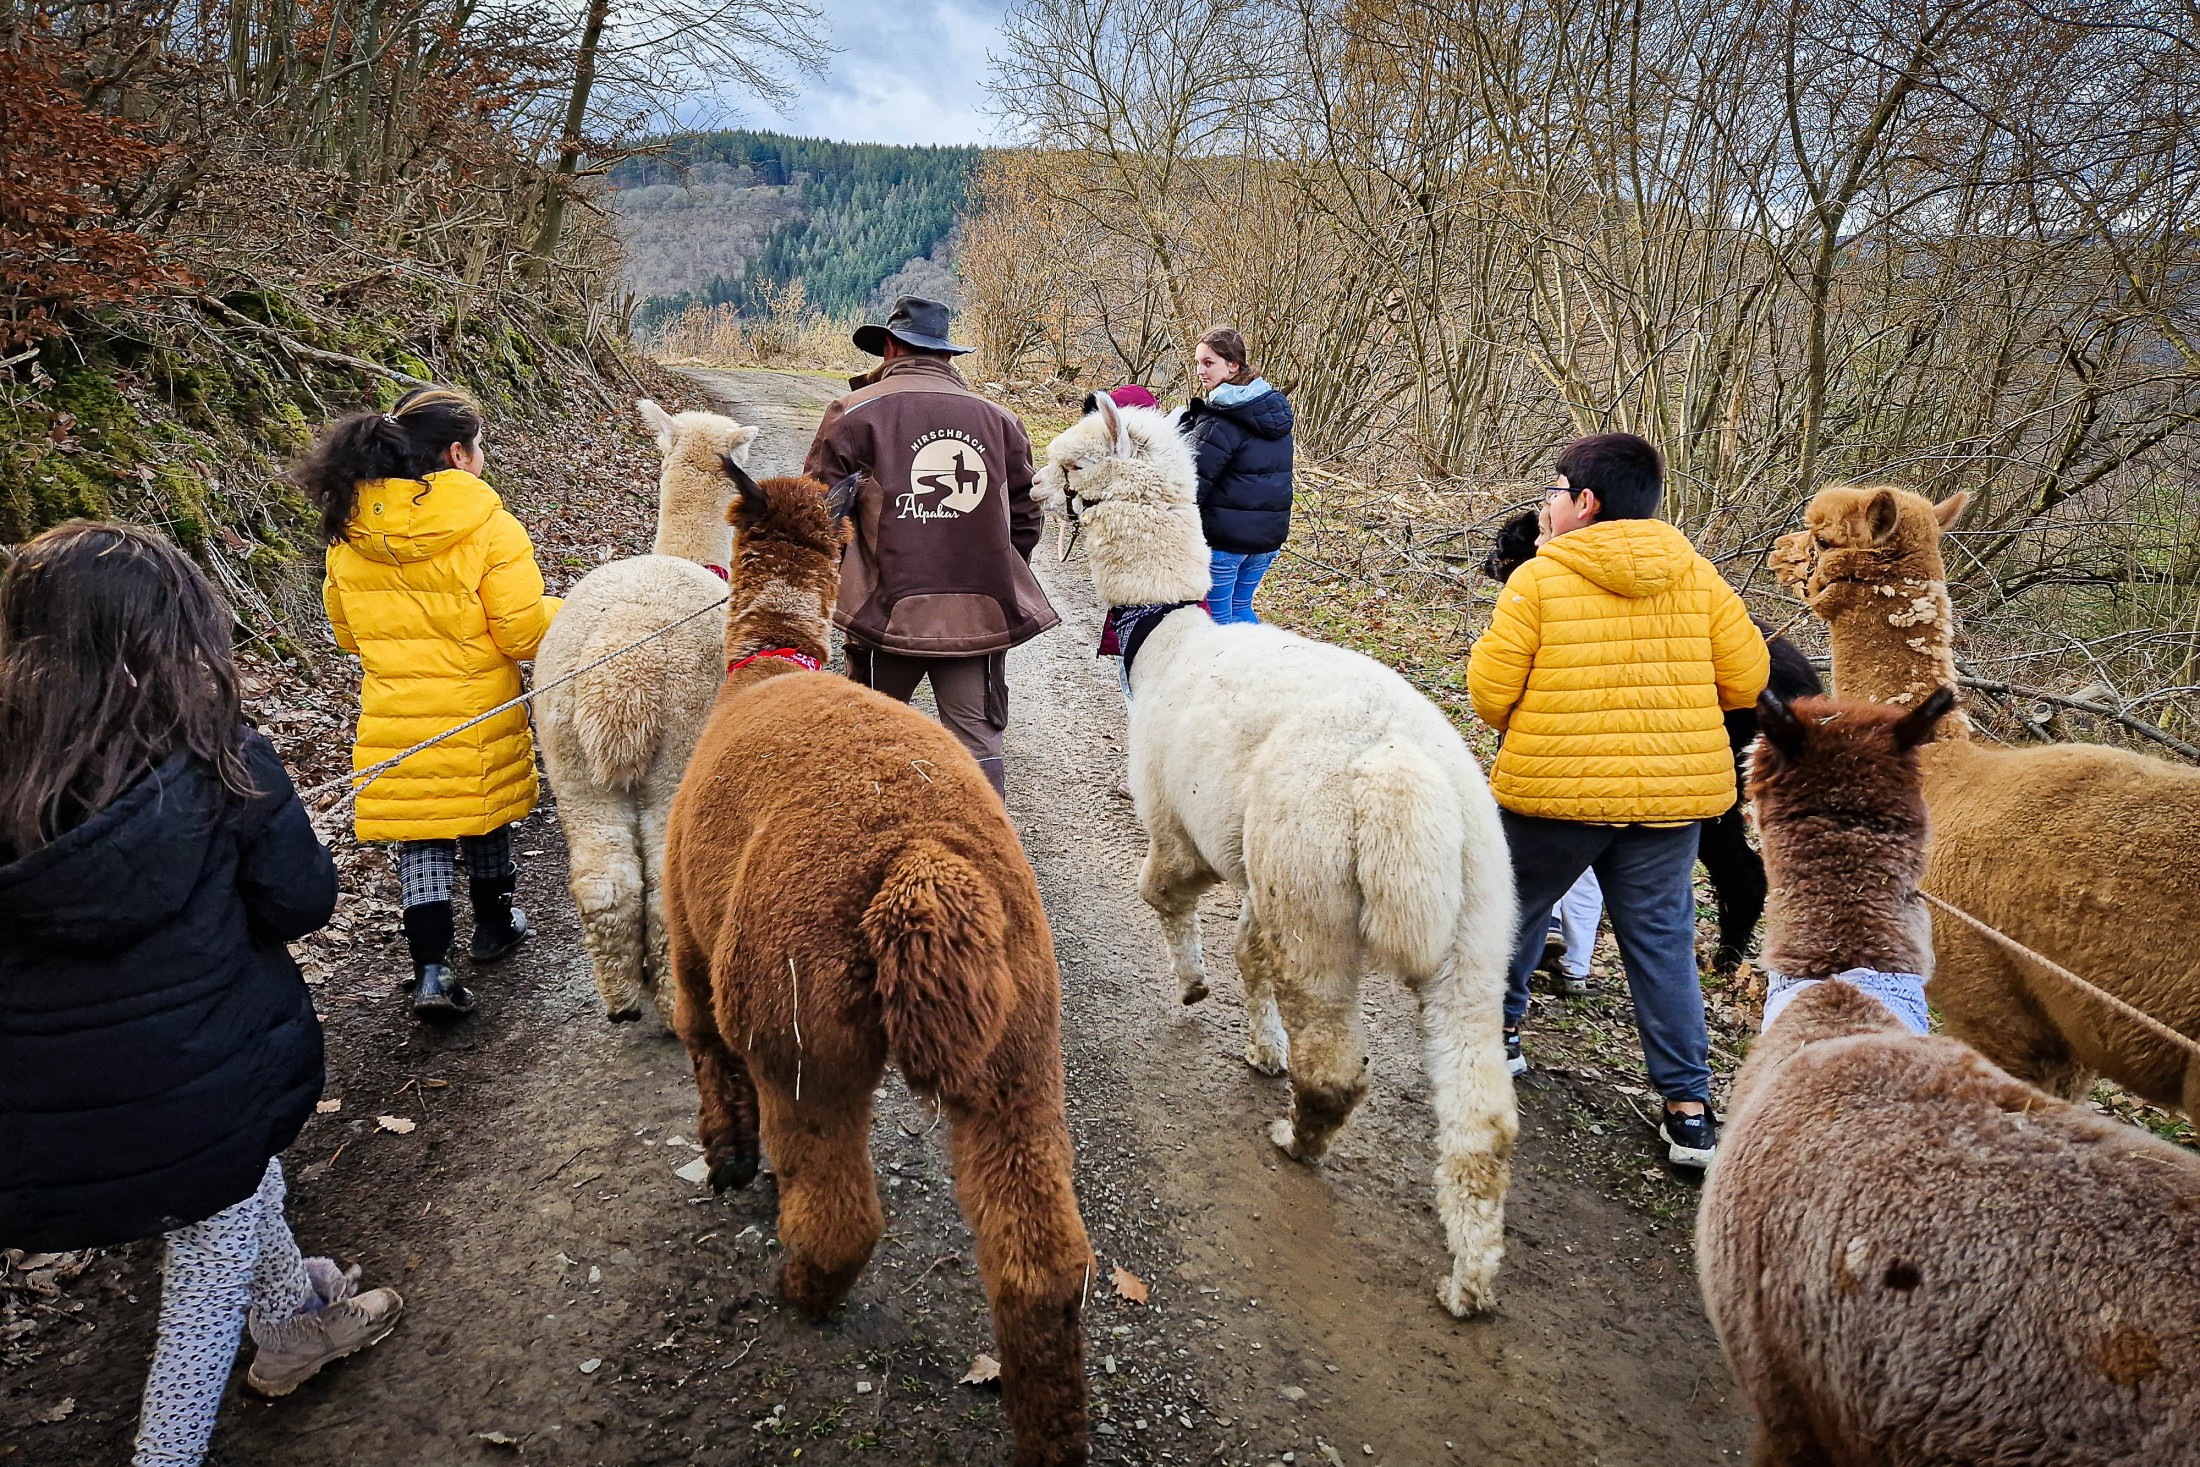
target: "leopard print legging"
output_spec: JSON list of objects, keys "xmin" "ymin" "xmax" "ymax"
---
[{"xmin": 133, "ymin": 1158, "xmax": 314, "ymax": 1467}]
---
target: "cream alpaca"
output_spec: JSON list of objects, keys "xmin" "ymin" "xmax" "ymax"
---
[
  {"xmin": 1774, "ymin": 484, "xmax": 2200, "ymax": 1118},
  {"xmin": 535, "ymin": 401, "xmax": 757, "ymax": 1024},
  {"xmin": 1037, "ymin": 397, "xmax": 1520, "ymax": 1316}
]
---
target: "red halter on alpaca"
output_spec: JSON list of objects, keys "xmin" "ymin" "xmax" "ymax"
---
[{"xmin": 728, "ymin": 647, "xmax": 821, "ymax": 675}]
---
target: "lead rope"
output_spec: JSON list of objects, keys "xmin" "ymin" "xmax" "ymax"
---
[
  {"xmin": 1917, "ymin": 891, "xmax": 2200, "ymax": 1062},
  {"xmin": 297, "ymin": 593, "xmax": 730, "ymax": 834}
]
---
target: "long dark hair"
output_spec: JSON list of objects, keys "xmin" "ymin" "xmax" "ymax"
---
[
  {"xmin": 0, "ymin": 522, "xmax": 256, "ymax": 858},
  {"xmin": 293, "ymin": 386, "xmax": 484, "ymax": 545}
]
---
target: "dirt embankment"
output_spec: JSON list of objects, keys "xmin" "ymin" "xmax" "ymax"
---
[{"xmin": 5, "ymin": 368, "xmax": 1745, "ymax": 1467}]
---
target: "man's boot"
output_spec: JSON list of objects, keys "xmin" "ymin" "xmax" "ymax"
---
[
  {"xmin": 468, "ymin": 874, "xmax": 530, "ymax": 963},
  {"xmin": 403, "ymin": 900, "xmax": 474, "ymax": 1018}
]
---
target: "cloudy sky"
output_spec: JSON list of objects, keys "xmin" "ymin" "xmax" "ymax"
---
[{"xmin": 695, "ymin": 0, "xmax": 1010, "ymax": 147}]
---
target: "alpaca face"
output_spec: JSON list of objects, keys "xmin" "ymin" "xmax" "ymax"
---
[
  {"xmin": 1034, "ymin": 398, "xmax": 1195, "ymax": 520},
  {"xmin": 1772, "ymin": 484, "xmax": 1968, "ymax": 601},
  {"xmin": 1037, "ymin": 397, "xmax": 1212, "ymax": 606}
]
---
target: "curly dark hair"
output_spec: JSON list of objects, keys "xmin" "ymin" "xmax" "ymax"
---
[{"xmin": 292, "ymin": 386, "xmax": 484, "ymax": 545}]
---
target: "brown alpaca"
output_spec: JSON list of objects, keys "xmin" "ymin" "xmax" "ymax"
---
[
  {"xmin": 1775, "ymin": 484, "xmax": 2200, "ymax": 1118},
  {"xmin": 661, "ymin": 465, "xmax": 1092, "ymax": 1467},
  {"xmin": 1700, "ymin": 689, "xmax": 2200, "ymax": 1466}
]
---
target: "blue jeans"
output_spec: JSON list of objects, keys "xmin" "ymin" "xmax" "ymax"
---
[
  {"xmin": 1501, "ymin": 813, "xmax": 1710, "ymax": 1103},
  {"xmin": 1207, "ymin": 549, "xmax": 1277, "ymax": 625}
]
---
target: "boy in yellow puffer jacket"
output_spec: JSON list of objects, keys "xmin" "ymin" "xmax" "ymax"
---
[
  {"xmin": 297, "ymin": 388, "xmax": 560, "ymax": 1019},
  {"xmin": 1468, "ymin": 432, "xmax": 1767, "ymax": 1170}
]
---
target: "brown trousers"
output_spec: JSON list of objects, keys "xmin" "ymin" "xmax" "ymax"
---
[{"xmin": 845, "ymin": 646, "xmax": 1009, "ymax": 796}]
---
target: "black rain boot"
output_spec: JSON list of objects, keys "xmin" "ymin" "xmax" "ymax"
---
[
  {"xmin": 402, "ymin": 901, "xmax": 474, "ymax": 1019},
  {"xmin": 468, "ymin": 874, "xmax": 530, "ymax": 964}
]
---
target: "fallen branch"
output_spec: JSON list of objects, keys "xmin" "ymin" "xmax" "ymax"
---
[
  {"xmin": 194, "ymin": 296, "xmax": 437, "ymax": 389},
  {"xmin": 1954, "ymin": 675, "xmax": 2200, "ymax": 761},
  {"xmin": 1796, "ymin": 663, "xmax": 2200, "ymax": 761}
]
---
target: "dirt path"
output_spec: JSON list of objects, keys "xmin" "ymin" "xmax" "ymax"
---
[{"xmin": 8, "ymin": 368, "xmax": 1745, "ymax": 1467}]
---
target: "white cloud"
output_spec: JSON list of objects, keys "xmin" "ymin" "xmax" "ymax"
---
[{"xmin": 689, "ymin": 0, "xmax": 1006, "ymax": 146}]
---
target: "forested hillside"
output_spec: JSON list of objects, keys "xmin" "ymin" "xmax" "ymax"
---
[{"xmin": 613, "ymin": 131, "xmax": 978, "ymax": 333}]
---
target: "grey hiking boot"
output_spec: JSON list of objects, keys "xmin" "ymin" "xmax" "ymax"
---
[{"xmin": 245, "ymin": 1264, "xmax": 403, "ymax": 1397}]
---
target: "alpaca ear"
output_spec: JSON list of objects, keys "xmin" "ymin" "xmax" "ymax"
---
[
  {"xmin": 824, "ymin": 471, "xmax": 864, "ymax": 522},
  {"xmin": 1095, "ymin": 393, "xmax": 1132, "ymax": 458},
  {"xmin": 1755, "ymin": 689, "xmax": 1808, "ymax": 761},
  {"xmin": 1865, "ymin": 489, "xmax": 1902, "ymax": 545},
  {"xmin": 724, "ymin": 423, "xmax": 759, "ymax": 463},
  {"xmin": 1894, "ymin": 686, "xmax": 1958, "ymax": 750},
  {"xmin": 721, "ymin": 453, "xmax": 766, "ymax": 523},
  {"xmin": 637, "ymin": 399, "xmax": 677, "ymax": 453},
  {"xmin": 1932, "ymin": 491, "xmax": 1970, "ymax": 530}
]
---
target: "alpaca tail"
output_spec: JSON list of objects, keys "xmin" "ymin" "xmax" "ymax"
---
[
  {"xmin": 1350, "ymin": 739, "xmax": 1469, "ymax": 979},
  {"xmin": 861, "ymin": 837, "xmax": 1015, "ymax": 1095},
  {"xmin": 568, "ymin": 632, "xmax": 679, "ymax": 789}
]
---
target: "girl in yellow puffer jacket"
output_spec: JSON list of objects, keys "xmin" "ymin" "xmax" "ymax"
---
[{"xmin": 296, "ymin": 387, "xmax": 560, "ymax": 1019}]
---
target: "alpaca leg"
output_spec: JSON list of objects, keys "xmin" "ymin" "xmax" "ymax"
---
[
  {"xmin": 1698, "ymin": 806, "xmax": 1765, "ymax": 973},
  {"xmin": 669, "ymin": 924, "xmax": 758, "ymax": 1190},
  {"xmin": 946, "ymin": 1091, "xmax": 1092, "ymax": 1466},
  {"xmin": 1413, "ymin": 941, "xmax": 1518, "ymax": 1317},
  {"xmin": 757, "ymin": 1072, "xmax": 884, "ymax": 1320},
  {"xmin": 1266, "ymin": 953, "xmax": 1370, "ymax": 1165},
  {"xmin": 561, "ymin": 784, "xmax": 648, "ymax": 1022},
  {"xmin": 1139, "ymin": 821, "xmax": 1217, "ymax": 1004},
  {"xmin": 1749, "ymin": 1387, "xmax": 1836, "ymax": 1467},
  {"xmin": 1235, "ymin": 905, "xmax": 1290, "ymax": 1075},
  {"xmin": 638, "ymin": 791, "xmax": 679, "ymax": 1029}
]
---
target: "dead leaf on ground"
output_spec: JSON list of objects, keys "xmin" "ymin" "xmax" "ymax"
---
[
  {"xmin": 375, "ymin": 1115, "xmax": 416, "ymax": 1135},
  {"xmin": 35, "ymin": 1397, "xmax": 75, "ymax": 1424},
  {"xmin": 1111, "ymin": 1265, "xmax": 1149, "ymax": 1304},
  {"xmin": 960, "ymin": 1353, "xmax": 1001, "ymax": 1386},
  {"xmin": 476, "ymin": 1429, "xmax": 521, "ymax": 1448},
  {"xmin": 316, "ymin": 1099, "xmax": 342, "ymax": 1114}
]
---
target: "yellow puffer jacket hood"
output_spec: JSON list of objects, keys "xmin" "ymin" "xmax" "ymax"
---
[
  {"xmin": 344, "ymin": 468, "xmax": 502, "ymax": 565},
  {"xmin": 1467, "ymin": 517, "xmax": 1770, "ymax": 823},
  {"xmin": 323, "ymin": 469, "xmax": 561, "ymax": 842},
  {"xmin": 1535, "ymin": 516, "xmax": 1692, "ymax": 599}
]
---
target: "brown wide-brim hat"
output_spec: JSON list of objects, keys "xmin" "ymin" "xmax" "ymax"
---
[{"xmin": 853, "ymin": 294, "xmax": 972, "ymax": 356}]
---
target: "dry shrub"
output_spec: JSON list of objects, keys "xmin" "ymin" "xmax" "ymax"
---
[{"xmin": 649, "ymin": 281, "xmax": 867, "ymax": 374}]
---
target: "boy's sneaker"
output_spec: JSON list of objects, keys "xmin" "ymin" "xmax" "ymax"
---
[
  {"xmin": 246, "ymin": 1285, "xmax": 404, "ymax": 1396},
  {"xmin": 1659, "ymin": 1107, "xmax": 1719, "ymax": 1171},
  {"xmin": 1504, "ymin": 1028, "xmax": 1527, "ymax": 1077}
]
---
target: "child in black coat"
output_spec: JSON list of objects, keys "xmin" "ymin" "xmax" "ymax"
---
[{"xmin": 0, "ymin": 523, "xmax": 401, "ymax": 1466}]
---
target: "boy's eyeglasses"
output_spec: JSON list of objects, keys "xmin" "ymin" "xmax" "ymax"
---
[{"xmin": 1542, "ymin": 485, "xmax": 1578, "ymax": 500}]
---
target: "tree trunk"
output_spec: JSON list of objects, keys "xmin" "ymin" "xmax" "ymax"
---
[{"xmin": 526, "ymin": 0, "xmax": 611, "ymax": 281}]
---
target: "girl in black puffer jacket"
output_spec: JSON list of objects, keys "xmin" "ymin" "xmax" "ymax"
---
[
  {"xmin": 1180, "ymin": 326, "xmax": 1295, "ymax": 624},
  {"xmin": 0, "ymin": 523, "xmax": 402, "ymax": 1466}
]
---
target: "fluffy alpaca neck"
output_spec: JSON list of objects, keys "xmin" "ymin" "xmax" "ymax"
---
[
  {"xmin": 1084, "ymin": 502, "xmax": 1212, "ymax": 608},
  {"xmin": 725, "ymin": 549, "xmax": 833, "ymax": 667},
  {"xmin": 653, "ymin": 495, "xmax": 735, "ymax": 569},
  {"xmin": 1817, "ymin": 575, "xmax": 1972, "ymax": 739},
  {"xmin": 1760, "ymin": 824, "xmax": 1934, "ymax": 980}
]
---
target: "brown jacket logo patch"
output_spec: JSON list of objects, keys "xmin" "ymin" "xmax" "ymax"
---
[{"xmin": 903, "ymin": 430, "xmax": 989, "ymax": 519}]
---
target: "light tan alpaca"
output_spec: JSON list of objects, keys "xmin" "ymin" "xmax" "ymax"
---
[
  {"xmin": 536, "ymin": 401, "xmax": 757, "ymax": 1024},
  {"xmin": 1774, "ymin": 484, "xmax": 2200, "ymax": 1118}
]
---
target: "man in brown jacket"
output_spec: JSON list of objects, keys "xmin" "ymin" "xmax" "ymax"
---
[{"xmin": 803, "ymin": 296, "xmax": 1057, "ymax": 795}]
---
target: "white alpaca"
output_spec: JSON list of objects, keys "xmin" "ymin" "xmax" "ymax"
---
[
  {"xmin": 1036, "ymin": 397, "xmax": 1520, "ymax": 1315},
  {"xmin": 536, "ymin": 400, "xmax": 757, "ymax": 1025}
]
